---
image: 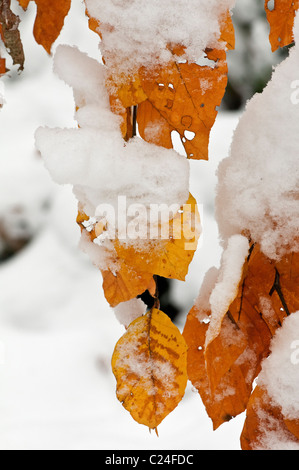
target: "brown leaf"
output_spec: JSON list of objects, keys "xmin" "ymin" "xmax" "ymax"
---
[
  {"xmin": 183, "ymin": 243, "xmax": 299, "ymax": 430},
  {"xmin": 265, "ymin": 0, "xmax": 299, "ymax": 52},
  {"xmin": 102, "ymin": 266, "xmax": 154, "ymax": 309},
  {"xmin": 111, "ymin": 308, "xmax": 188, "ymax": 430},
  {"xmin": 18, "ymin": 0, "xmax": 71, "ymax": 53},
  {"xmin": 0, "ymin": 0, "xmax": 25, "ymax": 71}
]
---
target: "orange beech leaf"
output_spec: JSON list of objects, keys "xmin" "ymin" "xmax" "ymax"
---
[
  {"xmin": 146, "ymin": 276, "xmax": 157, "ymax": 298},
  {"xmin": 111, "ymin": 308, "xmax": 188, "ymax": 430},
  {"xmin": 89, "ymin": 10, "xmax": 234, "ymax": 159},
  {"xmin": 102, "ymin": 267, "xmax": 154, "ymax": 309},
  {"xmin": 115, "ymin": 193, "xmax": 200, "ymax": 282},
  {"xmin": 137, "ymin": 49, "xmax": 229, "ymax": 160},
  {"xmin": 78, "ymin": 193, "xmax": 200, "ymax": 307},
  {"xmin": 241, "ymin": 386, "xmax": 299, "ymax": 450},
  {"xmin": 136, "ymin": 12, "xmax": 234, "ymax": 159},
  {"xmin": 0, "ymin": 56, "xmax": 5, "ymax": 75},
  {"xmin": 137, "ymin": 99, "xmax": 173, "ymax": 149},
  {"xmin": 18, "ymin": 0, "xmax": 71, "ymax": 53},
  {"xmin": 183, "ymin": 243, "xmax": 299, "ymax": 430},
  {"xmin": 183, "ymin": 290, "xmax": 265, "ymax": 430},
  {"xmin": 265, "ymin": 0, "xmax": 299, "ymax": 51}
]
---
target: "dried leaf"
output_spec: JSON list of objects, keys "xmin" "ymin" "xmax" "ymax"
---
[
  {"xmin": 219, "ymin": 11, "xmax": 236, "ymax": 51},
  {"xmin": 0, "ymin": 56, "xmax": 5, "ymax": 75},
  {"xmin": 183, "ymin": 243, "xmax": 299, "ymax": 430},
  {"xmin": 78, "ymin": 193, "xmax": 200, "ymax": 307},
  {"xmin": 285, "ymin": 418, "xmax": 299, "ymax": 441},
  {"xmin": 241, "ymin": 385, "xmax": 299, "ymax": 450},
  {"xmin": 111, "ymin": 308, "xmax": 188, "ymax": 430},
  {"xmin": 137, "ymin": 49, "xmax": 229, "ymax": 160},
  {"xmin": 0, "ymin": 0, "xmax": 25, "ymax": 71},
  {"xmin": 265, "ymin": 0, "xmax": 299, "ymax": 51},
  {"xmin": 18, "ymin": 0, "xmax": 71, "ymax": 53},
  {"xmin": 183, "ymin": 300, "xmax": 263, "ymax": 430}
]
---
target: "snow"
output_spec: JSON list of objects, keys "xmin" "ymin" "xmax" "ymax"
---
[
  {"xmin": 216, "ymin": 13, "xmax": 299, "ymax": 260},
  {"xmin": 85, "ymin": 0, "xmax": 236, "ymax": 78}
]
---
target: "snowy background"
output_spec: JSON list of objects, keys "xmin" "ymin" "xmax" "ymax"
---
[{"xmin": 0, "ymin": 0, "xmax": 280, "ymax": 450}]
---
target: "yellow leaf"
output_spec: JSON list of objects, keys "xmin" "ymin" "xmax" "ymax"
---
[{"xmin": 112, "ymin": 308, "xmax": 188, "ymax": 430}]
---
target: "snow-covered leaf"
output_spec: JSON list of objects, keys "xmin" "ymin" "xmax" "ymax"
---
[{"xmin": 112, "ymin": 308, "xmax": 188, "ymax": 431}]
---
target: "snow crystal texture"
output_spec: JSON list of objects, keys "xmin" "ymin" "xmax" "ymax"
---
[{"xmin": 85, "ymin": 0, "xmax": 236, "ymax": 75}]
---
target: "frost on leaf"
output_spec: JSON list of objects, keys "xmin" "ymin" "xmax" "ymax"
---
[
  {"xmin": 0, "ymin": 0, "xmax": 25, "ymax": 71},
  {"xmin": 241, "ymin": 312, "xmax": 299, "ymax": 449},
  {"xmin": 18, "ymin": 0, "xmax": 71, "ymax": 53},
  {"xmin": 265, "ymin": 0, "xmax": 299, "ymax": 51},
  {"xmin": 112, "ymin": 308, "xmax": 188, "ymax": 431}
]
